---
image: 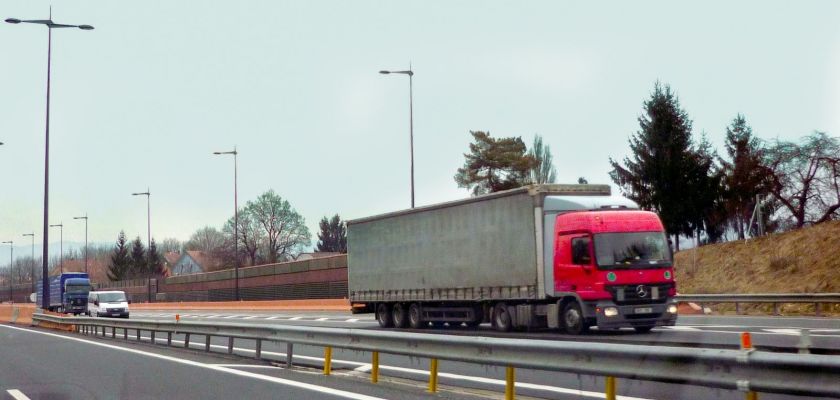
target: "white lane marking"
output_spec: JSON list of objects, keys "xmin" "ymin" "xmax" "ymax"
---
[
  {"xmin": 763, "ymin": 328, "xmax": 805, "ymax": 335},
  {"xmin": 345, "ymin": 318, "xmax": 359, "ymax": 323},
  {"xmin": 289, "ymin": 317, "xmax": 302, "ymax": 321},
  {"xmin": 243, "ymin": 316, "xmax": 259, "ymax": 320},
  {"xmin": 661, "ymin": 326, "xmax": 701, "ymax": 331},
  {"xmin": 203, "ymin": 315, "xmax": 221, "ymax": 318},
  {"xmin": 133, "ymin": 334, "xmax": 654, "ymax": 400},
  {"xmin": 266, "ymin": 316, "xmax": 279, "ymax": 320},
  {"xmin": 0, "ymin": 325, "xmax": 385, "ymax": 400},
  {"xmin": 7, "ymin": 390, "xmax": 31, "ymax": 400},
  {"xmin": 222, "ymin": 315, "xmax": 241, "ymax": 319},
  {"xmin": 316, "ymin": 318, "xmax": 329, "ymax": 321},
  {"xmin": 210, "ymin": 364, "xmax": 283, "ymax": 369}
]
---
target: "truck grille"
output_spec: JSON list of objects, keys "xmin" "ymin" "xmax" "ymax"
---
[{"xmin": 607, "ymin": 283, "xmax": 673, "ymax": 305}]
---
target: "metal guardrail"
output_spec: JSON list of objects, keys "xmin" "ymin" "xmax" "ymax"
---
[
  {"xmin": 676, "ymin": 293, "xmax": 840, "ymax": 315},
  {"xmin": 32, "ymin": 313, "xmax": 840, "ymax": 398}
]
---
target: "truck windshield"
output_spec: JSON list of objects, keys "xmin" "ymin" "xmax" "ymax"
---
[
  {"xmin": 593, "ymin": 232, "xmax": 671, "ymax": 269},
  {"xmin": 66, "ymin": 285, "xmax": 91, "ymax": 294},
  {"xmin": 99, "ymin": 293, "xmax": 127, "ymax": 303}
]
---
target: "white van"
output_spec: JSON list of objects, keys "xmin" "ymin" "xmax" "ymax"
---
[{"xmin": 87, "ymin": 291, "xmax": 130, "ymax": 318}]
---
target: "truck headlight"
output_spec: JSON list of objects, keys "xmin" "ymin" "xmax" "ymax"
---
[
  {"xmin": 604, "ymin": 307, "xmax": 618, "ymax": 317},
  {"xmin": 667, "ymin": 304, "xmax": 678, "ymax": 314}
]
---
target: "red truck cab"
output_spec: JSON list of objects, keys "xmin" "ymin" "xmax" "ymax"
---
[{"xmin": 553, "ymin": 210, "xmax": 677, "ymax": 333}]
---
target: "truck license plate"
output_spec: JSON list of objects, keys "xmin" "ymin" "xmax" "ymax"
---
[{"xmin": 635, "ymin": 307, "xmax": 653, "ymax": 314}]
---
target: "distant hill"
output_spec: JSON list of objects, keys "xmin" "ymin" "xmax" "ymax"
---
[{"xmin": 674, "ymin": 220, "xmax": 840, "ymax": 314}]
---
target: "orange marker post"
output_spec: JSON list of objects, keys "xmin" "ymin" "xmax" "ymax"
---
[
  {"xmin": 741, "ymin": 332, "xmax": 757, "ymax": 400},
  {"xmin": 175, "ymin": 314, "xmax": 180, "ymax": 322}
]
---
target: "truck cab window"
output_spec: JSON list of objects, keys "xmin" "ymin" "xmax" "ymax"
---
[{"xmin": 571, "ymin": 236, "xmax": 591, "ymax": 265}]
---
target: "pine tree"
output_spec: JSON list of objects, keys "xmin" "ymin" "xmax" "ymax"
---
[
  {"xmin": 609, "ymin": 82, "xmax": 699, "ymax": 249},
  {"xmin": 316, "ymin": 214, "xmax": 347, "ymax": 253},
  {"xmin": 129, "ymin": 236, "xmax": 147, "ymax": 279},
  {"xmin": 147, "ymin": 238, "xmax": 166, "ymax": 277},
  {"xmin": 107, "ymin": 231, "xmax": 131, "ymax": 281},
  {"xmin": 719, "ymin": 114, "xmax": 772, "ymax": 239},
  {"xmin": 527, "ymin": 134, "xmax": 557, "ymax": 184},
  {"xmin": 454, "ymin": 131, "xmax": 537, "ymax": 195}
]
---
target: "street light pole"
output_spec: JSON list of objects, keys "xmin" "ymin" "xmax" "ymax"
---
[
  {"xmin": 5, "ymin": 11, "xmax": 94, "ymax": 309},
  {"xmin": 132, "ymin": 189, "xmax": 151, "ymax": 302},
  {"xmin": 2, "ymin": 241, "xmax": 13, "ymax": 302},
  {"xmin": 49, "ymin": 224, "xmax": 63, "ymax": 273},
  {"xmin": 379, "ymin": 66, "xmax": 415, "ymax": 208},
  {"xmin": 73, "ymin": 215, "xmax": 88, "ymax": 274},
  {"xmin": 213, "ymin": 148, "xmax": 239, "ymax": 301},
  {"xmin": 22, "ymin": 233, "xmax": 35, "ymax": 295}
]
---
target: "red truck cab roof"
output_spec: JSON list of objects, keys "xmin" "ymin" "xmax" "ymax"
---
[{"xmin": 556, "ymin": 210, "xmax": 664, "ymax": 234}]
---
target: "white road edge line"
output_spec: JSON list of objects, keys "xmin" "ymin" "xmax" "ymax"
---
[
  {"xmin": 0, "ymin": 325, "xmax": 385, "ymax": 400},
  {"xmin": 7, "ymin": 390, "xmax": 31, "ymax": 400},
  {"xmin": 139, "ymin": 334, "xmax": 655, "ymax": 400}
]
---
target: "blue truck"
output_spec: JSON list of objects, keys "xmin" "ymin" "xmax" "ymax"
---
[{"xmin": 36, "ymin": 272, "xmax": 92, "ymax": 315}]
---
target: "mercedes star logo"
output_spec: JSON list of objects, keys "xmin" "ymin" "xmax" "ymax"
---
[{"xmin": 636, "ymin": 285, "xmax": 648, "ymax": 298}]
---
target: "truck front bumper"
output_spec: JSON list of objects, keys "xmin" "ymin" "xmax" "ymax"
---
[{"xmin": 591, "ymin": 300, "xmax": 678, "ymax": 330}]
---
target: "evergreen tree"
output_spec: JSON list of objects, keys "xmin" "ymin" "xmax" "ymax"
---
[
  {"xmin": 107, "ymin": 231, "xmax": 130, "ymax": 281},
  {"xmin": 686, "ymin": 134, "xmax": 727, "ymax": 243},
  {"xmin": 609, "ymin": 82, "xmax": 699, "ymax": 249},
  {"xmin": 147, "ymin": 238, "xmax": 166, "ymax": 277},
  {"xmin": 454, "ymin": 131, "xmax": 537, "ymax": 195},
  {"xmin": 527, "ymin": 134, "xmax": 557, "ymax": 184},
  {"xmin": 316, "ymin": 214, "xmax": 347, "ymax": 253},
  {"xmin": 719, "ymin": 114, "xmax": 773, "ymax": 239},
  {"xmin": 129, "ymin": 236, "xmax": 147, "ymax": 278},
  {"xmin": 577, "ymin": 177, "xmax": 588, "ymax": 184}
]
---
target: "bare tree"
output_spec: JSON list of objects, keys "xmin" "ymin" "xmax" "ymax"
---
[
  {"xmin": 222, "ymin": 210, "xmax": 263, "ymax": 266},
  {"xmin": 246, "ymin": 190, "xmax": 311, "ymax": 263},
  {"xmin": 184, "ymin": 226, "xmax": 225, "ymax": 253},
  {"xmin": 765, "ymin": 132, "xmax": 840, "ymax": 229}
]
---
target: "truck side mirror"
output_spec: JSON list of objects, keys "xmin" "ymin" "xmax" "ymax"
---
[{"xmin": 94, "ymin": 301, "xmax": 99, "ymax": 306}]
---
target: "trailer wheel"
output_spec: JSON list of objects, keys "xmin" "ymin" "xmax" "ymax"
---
[
  {"xmin": 392, "ymin": 303, "xmax": 408, "ymax": 328},
  {"xmin": 562, "ymin": 301, "xmax": 589, "ymax": 335},
  {"xmin": 493, "ymin": 303, "xmax": 513, "ymax": 332},
  {"xmin": 408, "ymin": 303, "xmax": 424, "ymax": 329},
  {"xmin": 376, "ymin": 303, "xmax": 393, "ymax": 328}
]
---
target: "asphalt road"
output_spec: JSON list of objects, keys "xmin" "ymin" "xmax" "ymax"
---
[{"xmin": 31, "ymin": 309, "xmax": 834, "ymax": 400}]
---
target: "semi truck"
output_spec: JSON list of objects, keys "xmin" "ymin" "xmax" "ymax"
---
[
  {"xmin": 36, "ymin": 272, "xmax": 92, "ymax": 315},
  {"xmin": 347, "ymin": 184, "xmax": 677, "ymax": 334}
]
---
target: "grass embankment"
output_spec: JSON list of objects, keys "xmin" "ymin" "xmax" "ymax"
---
[{"xmin": 674, "ymin": 220, "xmax": 840, "ymax": 315}]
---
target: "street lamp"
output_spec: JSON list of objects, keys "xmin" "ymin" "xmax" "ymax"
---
[
  {"xmin": 6, "ymin": 10, "xmax": 94, "ymax": 309},
  {"xmin": 73, "ymin": 215, "xmax": 88, "ymax": 274},
  {"xmin": 22, "ymin": 233, "xmax": 35, "ymax": 295},
  {"xmin": 379, "ymin": 67, "xmax": 415, "ymax": 208},
  {"xmin": 132, "ymin": 189, "xmax": 152, "ymax": 303},
  {"xmin": 213, "ymin": 148, "xmax": 240, "ymax": 301},
  {"xmin": 49, "ymin": 224, "xmax": 63, "ymax": 273},
  {"xmin": 1, "ymin": 241, "xmax": 12, "ymax": 302}
]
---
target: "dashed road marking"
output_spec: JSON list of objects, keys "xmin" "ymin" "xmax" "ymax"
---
[{"xmin": 7, "ymin": 390, "xmax": 31, "ymax": 400}]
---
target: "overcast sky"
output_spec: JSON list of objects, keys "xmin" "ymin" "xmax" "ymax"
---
[{"xmin": 1, "ymin": 0, "xmax": 839, "ymax": 260}]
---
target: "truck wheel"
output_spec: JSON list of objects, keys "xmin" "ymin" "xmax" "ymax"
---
[
  {"xmin": 493, "ymin": 303, "xmax": 513, "ymax": 332},
  {"xmin": 376, "ymin": 304, "xmax": 393, "ymax": 328},
  {"xmin": 392, "ymin": 303, "xmax": 408, "ymax": 328},
  {"xmin": 408, "ymin": 303, "xmax": 424, "ymax": 329},
  {"xmin": 562, "ymin": 302, "xmax": 589, "ymax": 335},
  {"xmin": 634, "ymin": 325, "xmax": 654, "ymax": 333}
]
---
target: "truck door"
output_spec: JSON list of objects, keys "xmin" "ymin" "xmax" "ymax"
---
[{"xmin": 554, "ymin": 233, "xmax": 593, "ymax": 292}]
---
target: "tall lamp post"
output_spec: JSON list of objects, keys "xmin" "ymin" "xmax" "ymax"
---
[
  {"xmin": 132, "ymin": 189, "xmax": 152, "ymax": 302},
  {"xmin": 1, "ymin": 241, "xmax": 13, "ymax": 302},
  {"xmin": 22, "ymin": 233, "xmax": 35, "ymax": 295},
  {"xmin": 49, "ymin": 223, "xmax": 63, "ymax": 273},
  {"xmin": 379, "ymin": 67, "xmax": 415, "ymax": 208},
  {"xmin": 213, "ymin": 148, "xmax": 240, "ymax": 301},
  {"xmin": 73, "ymin": 214, "xmax": 88, "ymax": 274},
  {"xmin": 5, "ymin": 12, "xmax": 94, "ymax": 309}
]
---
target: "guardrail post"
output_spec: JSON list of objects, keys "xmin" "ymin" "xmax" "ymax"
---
[
  {"xmin": 735, "ymin": 302, "xmax": 741, "ymax": 315},
  {"xmin": 167, "ymin": 332, "xmax": 172, "ymax": 346},
  {"xmin": 124, "ymin": 328, "xmax": 128, "ymax": 340},
  {"xmin": 228, "ymin": 337, "xmax": 234, "ymax": 354},
  {"xmin": 371, "ymin": 351, "xmax": 379, "ymax": 383},
  {"xmin": 505, "ymin": 365, "xmax": 515, "ymax": 400},
  {"xmin": 323, "ymin": 347, "xmax": 332, "ymax": 375},
  {"xmin": 255, "ymin": 339, "xmax": 262, "ymax": 360},
  {"xmin": 136, "ymin": 329, "xmax": 141, "ymax": 341},
  {"xmin": 286, "ymin": 343, "xmax": 294, "ymax": 369},
  {"xmin": 112, "ymin": 327, "xmax": 116, "ymax": 338},
  {"xmin": 150, "ymin": 330, "xmax": 155, "ymax": 344},
  {"xmin": 184, "ymin": 333, "xmax": 191, "ymax": 348},
  {"xmin": 605, "ymin": 376, "xmax": 616, "ymax": 400},
  {"xmin": 428, "ymin": 358, "xmax": 438, "ymax": 393},
  {"xmin": 205, "ymin": 335, "xmax": 211, "ymax": 352},
  {"xmin": 772, "ymin": 303, "xmax": 779, "ymax": 315},
  {"xmin": 815, "ymin": 303, "xmax": 821, "ymax": 317}
]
